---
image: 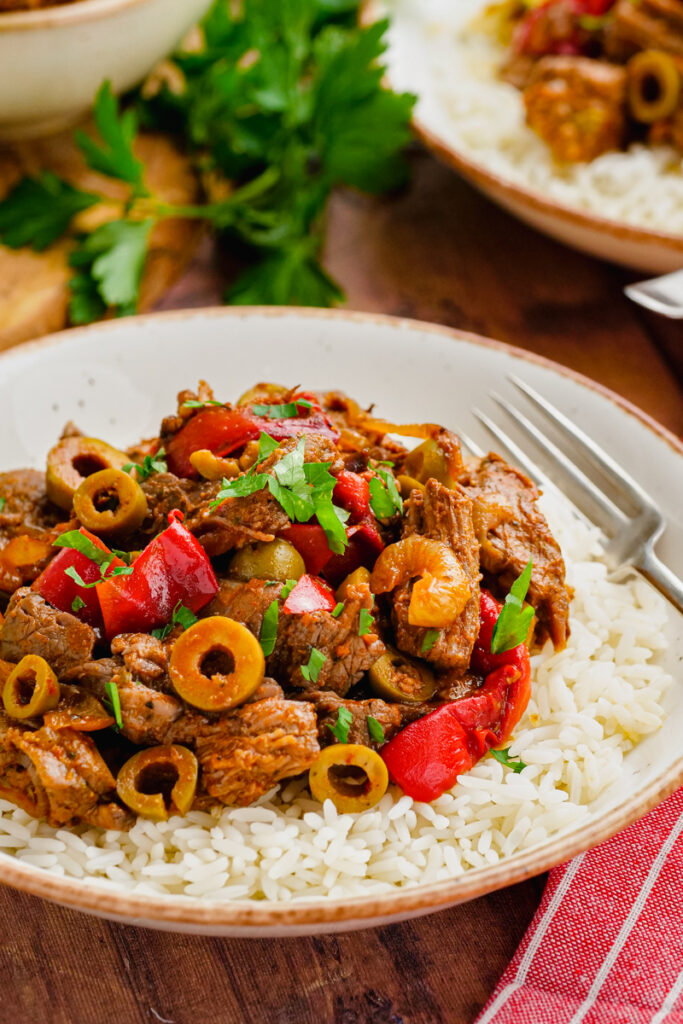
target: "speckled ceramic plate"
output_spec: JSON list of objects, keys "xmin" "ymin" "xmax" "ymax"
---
[
  {"xmin": 0, "ymin": 307, "xmax": 681, "ymax": 935},
  {"xmin": 363, "ymin": 0, "xmax": 683, "ymax": 274}
]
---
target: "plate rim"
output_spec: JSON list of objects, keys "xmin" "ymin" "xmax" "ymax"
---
[
  {"xmin": 361, "ymin": 0, "xmax": 683, "ymax": 255},
  {"xmin": 0, "ymin": 304, "xmax": 681, "ymax": 931}
]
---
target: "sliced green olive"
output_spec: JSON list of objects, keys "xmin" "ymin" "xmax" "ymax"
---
[
  {"xmin": 3, "ymin": 655, "xmax": 60, "ymax": 719},
  {"xmin": 73, "ymin": 468, "xmax": 148, "ymax": 536},
  {"xmin": 116, "ymin": 744, "xmax": 198, "ymax": 821},
  {"xmin": 368, "ymin": 646, "xmax": 436, "ymax": 703},
  {"xmin": 309, "ymin": 743, "xmax": 388, "ymax": 813},
  {"xmin": 229, "ymin": 538, "xmax": 305, "ymax": 583},
  {"xmin": 403, "ymin": 439, "xmax": 456, "ymax": 489},
  {"xmin": 46, "ymin": 436, "xmax": 130, "ymax": 511},
  {"xmin": 169, "ymin": 616, "xmax": 264, "ymax": 712},
  {"xmin": 628, "ymin": 49, "xmax": 680, "ymax": 123},
  {"xmin": 335, "ymin": 567, "xmax": 371, "ymax": 602}
]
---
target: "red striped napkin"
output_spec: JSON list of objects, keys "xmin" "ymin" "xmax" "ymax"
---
[{"xmin": 475, "ymin": 787, "xmax": 683, "ymax": 1024}]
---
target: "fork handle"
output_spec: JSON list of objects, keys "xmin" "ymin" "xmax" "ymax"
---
[{"xmin": 637, "ymin": 548, "xmax": 683, "ymax": 615}]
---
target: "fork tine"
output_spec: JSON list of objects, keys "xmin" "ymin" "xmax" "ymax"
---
[
  {"xmin": 473, "ymin": 409, "xmax": 555, "ymax": 491},
  {"xmin": 456, "ymin": 429, "xmax": 485, "ymax": 458},
  {"xmin": 510, "ymin": 376, "xmax": 657, "ymax": 512},
  {"xmin": 489, "ymin": 394, "xmax": 629, "ymax": 532}
]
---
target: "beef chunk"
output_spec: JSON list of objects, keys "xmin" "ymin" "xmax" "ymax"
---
[
  {"xmin": 0, "ymin": 469, "xmax": 61, "ymax": 538},
  {"xmin": 193, "ymin": 697, "xmax": 320, "ymax": 807},
  {"xmin": 140, "ymin": 473, "xmax": 204, "ymax": 537},
  {"xmin": 203, "ymin": 578, "xmax": 283, "ymax": 636},
  {"xmin": 113, "ymin": 670, "xmax": 187, "ymax": 747},
  {"xmin": 302, "ymin": 690, "xmax": 426, "ymax": 749},
  {"xmin": 189, "ymin": 488, "xmax": 290, "ymax": 559},
  {"xmin": 392, "ymin": 480, "xmax": 481, "ymax": 674},
  {"xmin": 524, "ymin": 56, "xmax": 626, "ymax": 163},
  {"xmin": 111, "ymin": 633, "xmax": 172, "ymax": 690},
  {"xmin": 44, "ymin": 684, "xmax": 115, "ymax": 732},
  {"xmin": 0, "ymin": 588, "xmax": 95, "ymax": 676},
  {"xmin": 461, "ymin": 453, "xmax": 570, "ymax": 649},
  {"xmin": 605, "ymin": 0, "xmax": 683, "ymax": 61},
  {"xmin": 270, "ymin": 581, "xmax": 385, "ymax": 696},
  {"xmin": 0, "ymin": 713, "xmax": 131, "ymax": 829},
  {"xmin": 62, "ymin": 657, "xmax": 119, "ymax": 691}
]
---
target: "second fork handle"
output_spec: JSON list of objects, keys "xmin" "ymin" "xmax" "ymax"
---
[{"xmin": 638, "ymin": 547, "xmax": 683, "ymax": 615}]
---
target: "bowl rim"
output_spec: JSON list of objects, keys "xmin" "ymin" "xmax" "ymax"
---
[
  {"xmin": 0, "ymin": 304, "xmax": 681, "ymax": 931},
  {"xmin": 360, "ymin": 0, "xmax": 683, "ymax": 256},
  {"xmin": 0, "ymin": 0, "xmax": 162, "ymax": 33}
]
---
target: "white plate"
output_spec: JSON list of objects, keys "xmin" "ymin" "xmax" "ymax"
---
[
  {"xmin": 0, "ymin": 307, "xmax": 681, "ymax": 935},
  {"xmin": 366, "ymin": 0, "xmax": 683, "ymax": 273}
]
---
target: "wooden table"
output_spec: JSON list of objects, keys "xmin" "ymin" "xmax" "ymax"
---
[{"xmin": 1, "ymin": 149, "xmax": 681, "ymax": 1024}]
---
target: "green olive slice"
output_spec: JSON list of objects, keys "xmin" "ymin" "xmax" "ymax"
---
[
  {"xmin": 116, "ymin": 745, "xmax": 198, "ymax": 820},
  {"xmin": 229, "ymin": 539, "xmax": 305, "ymax": 583},
  {"xmin": 46, "ymin": 436, "xmax": 130, "ymax": 511},
  {"xmin": 368, "ymin": 646, "xmax": 436, "ymax": 703},
  {"xmin": 3, "ymin": 655, "xmax": 60, "ymax": 719}
]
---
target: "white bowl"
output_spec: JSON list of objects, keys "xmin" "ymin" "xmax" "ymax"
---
[{"xmin": 0, "ymin": 0, "xmax": 213, "ymax": 140}]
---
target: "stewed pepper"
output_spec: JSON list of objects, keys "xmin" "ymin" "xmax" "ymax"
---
[
  {"xmin": 32, "ymin": 527, "xmax": 123, "ymax": 631},
  {"xmin": 283, "ymin": 520, "xmax": 384, "ymax": 585},
  {"xmin": 282, "ymin": 574, "xmax": 337, "ymax": 615},
  {"xmin": 380, "ymin": 590, "xmax": 531, "ymax": 801},
  {"xmin": 97, "ymin": 511, "xmax": 218, "ymax": 639}
]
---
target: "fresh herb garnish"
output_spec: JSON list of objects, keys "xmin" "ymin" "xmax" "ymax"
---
[
  {"xmin": 53, "ymin": 530, "xmax": 111, "ymax": 565},
  {"xmin": 151, "ymin": 602, "xmax": 198, "ymax": 641},
  {"xmin": 280, "ymin": 579, "xmax": 298, "ymax": 601},
  {"xmin": 0, "ymin": 7, "xmax": 414, "ymax": 323},
  {"xmin": 369, "ymin": 466, "xmax": 403, "ymax": 520},
  {"xmin": 0, "ymin": 497, "xmax": 5, "ymax": 513},
  {"xmin": 331, "ymin": 601, "xmax": 344, "ymax": 618},
  {"xmin": 490, "ymin": 748, "xmax": 527, "ymax": 773},
  {"xmin": 181, "ymin": 399, "xmax": 223, "ymax": 409},
  {"xmin": 211, "ymin": 440, "xmax": 349, "ymax": 554},
  {"xmin": 103, "ymin": 679, "xmax": 123, "ymax": 732},
  {"xmin": 490, "ymin": 560, "xmax": 534, "ymax": 655},
  {"xmin": 301, "ymin": 648, "xmax": 326, "ymax": 684},
  {"xmin": 259, "ymin": 599, "xmax": 279, "ymax": 657},
  {"xmin": 421, "ymin": 629, "xmax": 440, "ymax": 654},
  {"xmin": 257, "ymin": 432, "xmax": 280, "ymax": 462},
  {"xmin": 122, "ymin": 447, "xmax": 168, "ymax": 480},
  {"xmin": 65, "ymin": 563, "xmax": 134, "ymax": 590},
  {"xmin": 358, "ymin": 607, "xmax": 374, "ymax": 636},
  {"xmin": 367, "ymin": 716, "xmax": 385, "ymax": 744},
  {"xmin": 327, "ymin": 705, "xmax": 353, "ymax": 744},
  {"xmin": 252, "ymin": 399, "xmax": 312, "ymax": 419},
  {"xmin": 71, "ymin": 596, "xmax": 86, "ymax": 613}
]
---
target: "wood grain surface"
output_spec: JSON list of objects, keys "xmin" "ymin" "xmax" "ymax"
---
[{"xmin": 0, "ymin": 148, "xmax": 681, "ymax": 1024}]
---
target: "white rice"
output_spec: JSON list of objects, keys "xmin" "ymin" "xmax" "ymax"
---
[
  {"xmin": 0, "ymin": 491, "xmax": 671, "ymax": 901},
  {"xmin": 382, "ymin": 0, "xmax": 683, "ymax": 236}
]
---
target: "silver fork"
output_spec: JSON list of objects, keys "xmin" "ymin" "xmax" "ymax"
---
[{"xmin": 465, "ymin": 377, "xmax": 683, "ymax": 615}]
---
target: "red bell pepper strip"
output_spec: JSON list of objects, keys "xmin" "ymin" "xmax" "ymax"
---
[
  {"xmin": 333, "ymin": 471, "xmax": 370, "ymax": 522},
  {"xmin": 282, "ymin": 524, "xmax": 335, "ymax": 577},
  {"xmin": 283, "ymin": 520, "xmax": 385, "ymax": 586},
  {"xmin": 166, "ymin": 400, "xmax": 340, "ymax": 479},
  {"xmin": 96, "ymin": 511, "xmax": 218, "ymax": 640},
  {"xmin": 282, "ymin": 574, "xmax": 336, "ymax": 615},
  {"xmin": 381, "ymin": 589, "xmax": 532, "ymax": 801},
  {"xmin": 32, "ymin": 528, "xmax": 123, "ymax": 631}
]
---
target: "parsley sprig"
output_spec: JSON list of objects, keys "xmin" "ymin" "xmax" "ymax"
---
[
  {"xmin": 0, "ymin": 4, "xmax": 414, "ymax": 323},
  {"xmin": 327, "ymin": 705, "xmax": 352, "ymax": 743},
  {"xmin": 301, "ymin": 648, "xmax": 326, "ymax": 684},
  {"xmin": 151, "ymin": 602, "xmax": 198, "ymax": 641},
  {"xmin": 491, "ymin": 560, "xmax": 534, "ymax": 655},
  {"xmin": 490, "ymin": 748, "xmax": 527, "ymax": 773},
  {"xmin": 123, "ymin": 448, "xmax": 168, "ymax": 481}
]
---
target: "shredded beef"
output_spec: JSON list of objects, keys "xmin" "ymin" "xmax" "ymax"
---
[
  {"xmin": 301, "ymin": 690, "xmax": 426, "ymax": 749},
  {"xmin": 0, "ymin": 588, "xmax": 95, "ymax": 676}
]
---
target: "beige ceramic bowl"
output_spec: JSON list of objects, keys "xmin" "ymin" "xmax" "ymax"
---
[{"xmin": 0, "ymin": 0, "xmax": 213, "ymax": 140}]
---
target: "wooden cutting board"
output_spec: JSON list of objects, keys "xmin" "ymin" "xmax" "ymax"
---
[{"xmin": 0, "ymin": 128, "xmax": 204, "ymax": 350}]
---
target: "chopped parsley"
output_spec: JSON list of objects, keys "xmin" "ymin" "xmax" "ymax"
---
[
  {"xmin": 420, "ymin": 629, "xmax": 440, "ymax": 654},
  {"xmin": 368, "ymin": 465, "xmax": 403, "ymax": 520},
  {"xmin": 490, "ymin": 560, "xmax": 534, "ymax": 655},
  {"xmin": 259, "ymin": 599, "xmax": 279, "ymax": 657},
  {"xmin": 54, "ymin": 530, "xmax": 111, "ymax": 565},
  {"xmin": 280, "ymin": 579, "xmax": 298, "ymax": 601},
  {"xmin": 71, "ymin": 595, "xmax": 86, "ymax": 613},
  {"xmin": 181, "ymin": 399, "xmax": 223, "ymax": 409},
  {"xmin": 122, "ymin": 447, "xmax": 167, "ymax": 480},
  {"xmin": 151, "ymin": 602, "xmax": 198, "ymax": 641},
  {"xmin": 300, "ymin": 648, "xmax": 326, "ymax": 684},
  {"xmin": 103, "ymin": 679, "xmax": 123, "ymax": 732},
  {"xmin": 252, "ymin": 399, "xmax": 312, "ymax": 419},
  {"xmin": 327, "ymin": 705, "xmax": 353, "ymax": 744},
  {"xmin": 331, "ymin": 602, "xmax": 345, "ymax": 618},
  {"xmin": 358, "ymin": 607, "xmax": 375, "ymax": 636},
  {"xmin": 210, "ymin": 439, "xmax": 349, "ymax": 554},
  {"xmin": 490, "ymin": 748, "xmax": 527, "ymax": 773},
  {"xmin": 257, "ymin": 432, "xmax": 280, "ymax": 461},
  {"xmin": 65, "ymin": 563, "xmax": 134, "ymax": 590},
  {"xmin": 367, "ymin": 716, "xmax": 385, "ymax": 744},
  {"xmin": 0, "ymin": 497, "xmax": 5, "ymax": 513}
]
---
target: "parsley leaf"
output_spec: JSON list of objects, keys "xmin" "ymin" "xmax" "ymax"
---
[
  {"xmin": 0, "ymin": 172, "xmax": 98, "ymax": 251},
  {"xmin": 252, "ymin": 399, "xmax": 312, "ymax": 419},
  {"xmin": 331, "ymin": 601, "xmax": 344, "ymax": 618},
  {"xmin": 367, "ymin": 716, "xmax": 385, "ymax": 744},
  {"xmin": 258, "ymin": 432, "xmax": 280, "ymax": 461},
  {"xmin": 420, "ymin": 629, "xmax": 440, "ymax": 654},
  {"xmin": 123, "ymin": 448, "xmax": 168, "ymax": 480},
  {"xmin": 358, "ymin": 607, "xmax": 374, "ymax": 636},
  {"xmin": 71, "ymin": 596, "xmax": 86, "ymax": 613},
  {"xmin": 259, "ymin": 599, "xmax": 279, "ymax": 656},
  {"xmin": 280, "ymin": 579, "xmax": 298, "ymax": 601},
  {"xmin": 65, "ymin": 563, "xmax": 134, "ymax": 590},
  {"xmin": 103, "ymin": 679, "xmax": 123, "ymax": 732},
  {"xmin": 491, "ymin": 560, "xmax": 535, "ymax": 655},
  {"xmin": 69, "ymin": 218, "xmax": 153, "ymax": 318},
  {"xmin": 327, "ymin": 705, "xmax": 353, "ymax": 743},
  {"xmin": 75, "ymin": 81, "xmax": 148, "ymax": 195},
  {"xmin": 369, "ymin": 466, "xmax": 403, "ymax": 520},
  {"xmin": 182, "ymin": 399, "xmax": 223, "ymax": 409},
  {"xmin": 54, "ymin": 530, "xmax": 111, "ymax": 566},
  {"xmin": 301, "ymin": 647, "xmax": 326, "ymax": 684},
  {"xmin": 490, "ymin": 747, "xmax": 528, "ymax": 774},
  {"xmin": 0, "ymin": 498, "xmax": 5, "ymax": 513},
  {"xmin": 151, "ymin": 602, "xmax": 198, "ymax": 641}
]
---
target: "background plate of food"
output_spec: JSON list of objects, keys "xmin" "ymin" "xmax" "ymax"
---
[
  {"xmin": 363, "ymin": 0, "xmax": 683, "ymax": 273},
  {"xmin": 0, "ymin": 307, "xmax": 680, "ymax": 936}
]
